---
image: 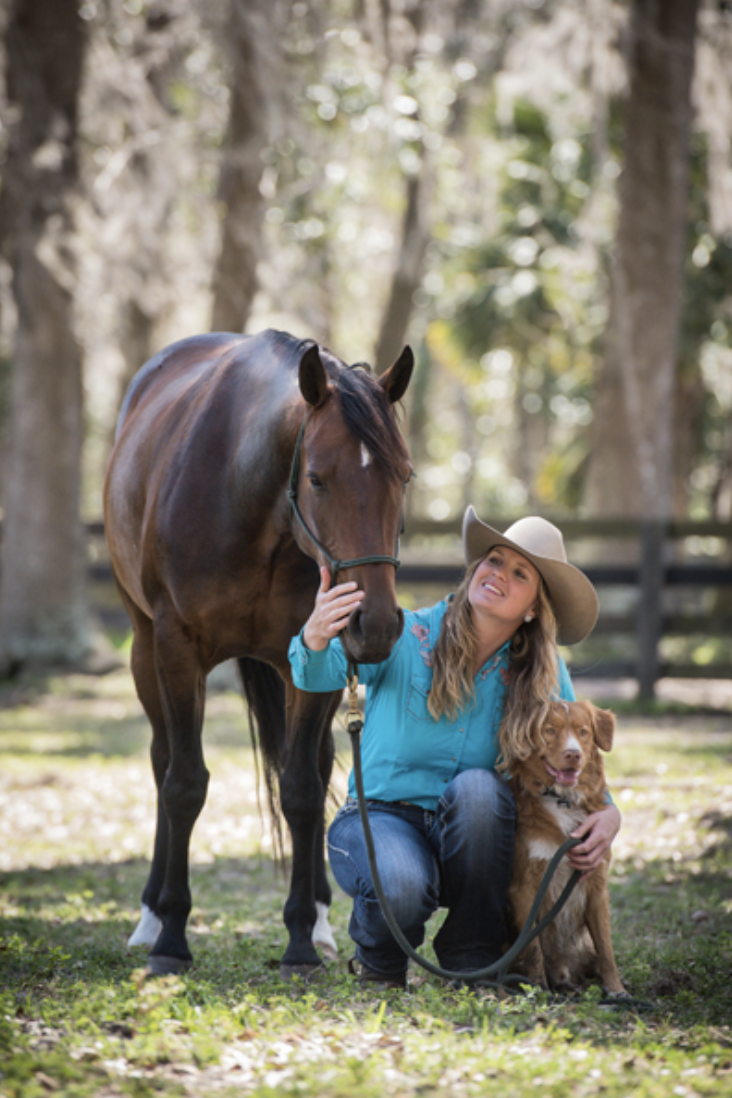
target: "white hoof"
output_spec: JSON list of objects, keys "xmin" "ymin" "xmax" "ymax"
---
[
  {"xmin": 312, "ymin": 901, "xmax": 338, "ymax": 960},
  {"xmin": 128, "ymin": 903, "xmax": 163, "ymax": 948}
]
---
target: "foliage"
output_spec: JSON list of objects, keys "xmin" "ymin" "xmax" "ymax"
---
[
  {"xmin": 0, "ymin": 0, "xmax": 730, "ymax": 525},
  {"xmin": 1, "ymin": 669, "xmax": 731, "ymax": 1097}
]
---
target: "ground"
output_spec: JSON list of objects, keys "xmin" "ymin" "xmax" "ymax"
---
[{"xmin": 0, "ymin": 667, "xmax": 731, "ymax": 1097}]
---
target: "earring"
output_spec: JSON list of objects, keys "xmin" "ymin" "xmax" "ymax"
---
[{"xmin": 524, "ymin": 614, "xmax": 533, "ymax": 623}]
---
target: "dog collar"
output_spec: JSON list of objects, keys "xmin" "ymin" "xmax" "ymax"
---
[{"xmin": 542, "ymin": 787, "xmax": 573, "ymax": 809}]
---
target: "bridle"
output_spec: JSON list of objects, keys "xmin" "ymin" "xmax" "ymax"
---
[{"xmin": 286, "ymin": 415, "xmax": 403, "ymax": 583}]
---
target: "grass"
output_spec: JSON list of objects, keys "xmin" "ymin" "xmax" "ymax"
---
[{"xmin": 1, "ymin": 667, "xmax": 731, "ymax": 1097}]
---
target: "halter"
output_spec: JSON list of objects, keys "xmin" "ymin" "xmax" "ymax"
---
[{"xmin": 286, "ymin": 416, "xmax": 402, "ymax": 583}]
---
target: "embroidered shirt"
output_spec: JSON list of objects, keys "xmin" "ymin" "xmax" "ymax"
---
[{"xmin": 288, "ymin": 598, "xmax": 575, "ymax": 812}]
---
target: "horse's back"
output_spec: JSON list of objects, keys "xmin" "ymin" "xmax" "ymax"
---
[
  {"xmin": 115, "ymin": 333, "xmax": 243, "ymax": 439},
  {"xmin": 115, "ymin": 329, "xmax": 311, "ymax": 439},
  {"xmin": 104, "ymin": 329, "xmax": 315, "ymax": 630}
]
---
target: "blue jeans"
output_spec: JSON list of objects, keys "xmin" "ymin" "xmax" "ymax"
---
[{"xmin": 327, "ymin": 769, "xmax": 516, "ymax": 979}]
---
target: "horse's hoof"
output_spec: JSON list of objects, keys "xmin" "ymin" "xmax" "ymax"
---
[
  {"xmin": 279, "ymin": 962, "xmax": 323, "ymax": 983},
  {"xmin": 145, "ymin": 954, "xmax": 192, "ymax": 977}
]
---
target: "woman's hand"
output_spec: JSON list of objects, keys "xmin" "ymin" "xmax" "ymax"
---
[
  {"xmin": 568, "ymin": 803, "xmax": 621, "ymax": 879},
  {"xmin": 303, "ymin": 567, "xmax": 365, "ymax": 651}
]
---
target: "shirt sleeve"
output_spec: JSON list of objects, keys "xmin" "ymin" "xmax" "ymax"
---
[
  {"xmin": 288, "ymin": 629, "xmax": 349, "ymax": 692},
  {"xmin": 557, "ymin": 656, "xmax": 576, "ymax": 701}
]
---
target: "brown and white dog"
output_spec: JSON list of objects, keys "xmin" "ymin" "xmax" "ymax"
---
[{"xmin": 506, "ymin": 700, "xmax": 626, "ymax": 996}]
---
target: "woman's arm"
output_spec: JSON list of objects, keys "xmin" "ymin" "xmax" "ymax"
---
[{"xmin": 288, "ymin": 568, "xmax": 363, "ymax": 692}]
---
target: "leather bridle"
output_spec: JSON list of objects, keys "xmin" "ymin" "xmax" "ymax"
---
[{"xmin": 286, "ymin": 416, "xmax": 403, "ymax": 583}]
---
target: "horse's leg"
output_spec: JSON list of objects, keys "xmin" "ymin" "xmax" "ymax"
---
[
  {"xmin": 311, "ymin": 697, "xmax": 340, "ymax": 961},
  {"xmin": 119, "ymin": 604, "xmax": 169, "ymax": 948},
  {"xmin": 279, "ymin": 685, "xmax": 340, "ymax": 979},
  {"xmin": 144, "ymin": 609, "xmax": 209, "ymax": 974}
]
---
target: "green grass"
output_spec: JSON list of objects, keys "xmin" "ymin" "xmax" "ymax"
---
[{"xmin": 1, "ymin": 668, "xmax": 731, "ymax": 1097}]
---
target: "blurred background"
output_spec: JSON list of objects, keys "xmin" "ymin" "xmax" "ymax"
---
[{"xmin": 0, "ymin": 0, "xmax": 729, "ymax": 698}]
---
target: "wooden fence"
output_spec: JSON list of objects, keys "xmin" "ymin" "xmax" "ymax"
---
[{"xmin": 87, "ymin": 517, "xmax": 731, "ymax": 699}]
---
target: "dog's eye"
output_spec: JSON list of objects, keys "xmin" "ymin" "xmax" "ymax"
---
[
  {"xmin": 578, "ymin": 726, "xmax": 589, "ymax": 738},
  {"xmin": 545, "ymin": 727, "xmax": 556, "ymax": 738}
]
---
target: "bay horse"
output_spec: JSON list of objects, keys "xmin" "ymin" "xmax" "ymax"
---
[{"xmin": 104, "ymin": 329, "xmax": 413, "ymax": 978}]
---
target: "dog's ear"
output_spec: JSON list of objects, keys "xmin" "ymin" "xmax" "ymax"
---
[{"xmin": 592, "ymin": 706, "xmax": 616, "ymax": 752}]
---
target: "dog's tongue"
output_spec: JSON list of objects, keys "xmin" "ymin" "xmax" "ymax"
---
[
  {"xmin": 555, "ymin": 769, "xmax": 579, "ymax": 787},
  {"xmin": 545, "ymin": 762, "xmax": 579, "ymax": 787}
]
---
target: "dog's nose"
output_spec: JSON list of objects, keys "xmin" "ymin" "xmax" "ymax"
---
[{"xmin": 563, "ymin": 749, "xmax": 581, "ymax": 767}]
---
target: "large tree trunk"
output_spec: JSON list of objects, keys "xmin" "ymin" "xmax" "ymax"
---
[
  {"xmin": 584, "ymin": 0, "xmax": 700, "ymax": 520},
  {"xmin": 210, "ymin": 0, "xmax": 287, "ymax": 334},
  {"xmin": 374, "ymin": 169, "xmax": 433, "ymax": 375},
  {"xmin": 0, "ymin": 0, "xmax": 93, "ymax": 673}
]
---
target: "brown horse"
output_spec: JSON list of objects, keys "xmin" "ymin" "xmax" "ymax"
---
[{"xmin": 104, "ymin": 329, "xmax": 413, "ymax": 977}]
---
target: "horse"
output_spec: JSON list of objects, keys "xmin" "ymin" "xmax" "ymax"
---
[{"xmin": 104, "ymin": 328, "xmax": 413, "ymax": 979}]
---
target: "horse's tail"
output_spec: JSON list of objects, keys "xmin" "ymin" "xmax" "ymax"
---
[{"xmin": 237, "ymin": 656, "xmax": 286, "ymax": 857}]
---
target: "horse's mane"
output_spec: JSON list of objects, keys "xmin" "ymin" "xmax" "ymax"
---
[
  {"xmin": 265, "ymin": 329, "xmax": 409, "ymax": 481},
  {"xmin": 327, "ymin": 356, "xmax": 409, "ymax": 483}
]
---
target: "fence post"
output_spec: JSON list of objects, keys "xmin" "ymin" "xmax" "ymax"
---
[{"xmin": 637, "ymin": 520, "xmax": 666, "ymax": 700}]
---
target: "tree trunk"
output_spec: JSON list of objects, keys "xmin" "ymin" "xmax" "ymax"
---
[
  {"xmin": 374, "ymin": 169, "xmax": 433, "ymax": 375},
  {"xmin": 210, "ymin": 0, "xmax": 286, "ymax": 334},
  {"xmin": 0, "ymin": 0, "xmax": 93, "ymax": 673},
  {"xmin": 584, "ymin": 0, "xmax": 700, "ymax": 520}
]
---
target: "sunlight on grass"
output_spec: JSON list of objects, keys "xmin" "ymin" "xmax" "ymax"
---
[{"xmin": 0, "ymin": 670, "xmax": 731, "ymax": 1098}]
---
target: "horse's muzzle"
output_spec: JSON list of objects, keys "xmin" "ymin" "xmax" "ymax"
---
[{"xmin": 342, "ymin": 604, "xmax": 404, "ymax": 665}]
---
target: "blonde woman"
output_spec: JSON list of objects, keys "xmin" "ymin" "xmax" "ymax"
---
[{"xmin": 288, "ymin": 507, "xmax": 621, "ymax": 988}]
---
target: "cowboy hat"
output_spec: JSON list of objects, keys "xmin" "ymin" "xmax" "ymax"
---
[{"xmin": 462, "ymin": 506, "xmax": 599, "ymax": 645}]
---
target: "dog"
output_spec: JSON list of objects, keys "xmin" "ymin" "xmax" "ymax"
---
[{"xmin": 506, "ymin": 699, "xmax": 626, "ymax": 996}]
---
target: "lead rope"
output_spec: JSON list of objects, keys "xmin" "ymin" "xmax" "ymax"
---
[{"xmin": 345, "ymin": 663, "xmax": 655, "ymax": 1009}]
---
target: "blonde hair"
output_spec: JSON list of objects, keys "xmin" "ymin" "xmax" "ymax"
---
[
  {"xmin": 428, "ymin": 559, "xmax": 561, "ymax": 767},
  {"xmin": 428, "ymin": 559, "xmax": 482, "ymax": 722}
]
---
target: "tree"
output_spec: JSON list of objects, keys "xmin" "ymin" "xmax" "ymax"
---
[
  {"xmin": 584, "ymin": 0, "xmax": 701, "ymax": 520},
  {"xmin": 209, "ymin": 0, "xmax": 290, "ymax": 334},
  {"xmin": 0, "ymin": 0, "xmax": 94, "ymax": 673}
]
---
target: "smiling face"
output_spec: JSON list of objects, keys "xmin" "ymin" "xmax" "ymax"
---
[{"xmin": 468, "ymin": 545, "xmax": 541, "ymax": 633}]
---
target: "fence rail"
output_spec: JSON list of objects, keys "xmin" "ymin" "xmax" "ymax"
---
[{"xmin": 84, "ymin": 517, "xmax": 732, "ymax": 699}]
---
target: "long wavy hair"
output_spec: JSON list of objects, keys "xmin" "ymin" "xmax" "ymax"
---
[{"xmin": 428, "ymin": 558, "xmax": 561, "ymax": 770}]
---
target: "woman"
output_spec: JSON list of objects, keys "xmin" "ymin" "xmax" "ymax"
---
[{"xmin": 288, "ymin": 507, "xmax": 621, "ymax": 988}]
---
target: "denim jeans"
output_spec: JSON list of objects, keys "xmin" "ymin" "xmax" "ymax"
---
[{"xmin": 327, "ymin": 768, "xmax": 516, "ymax": 979}]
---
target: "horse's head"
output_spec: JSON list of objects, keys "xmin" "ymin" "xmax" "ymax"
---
[{"xmin": 291, "ymin": 342, "xmax": 414, "ymax": 665}]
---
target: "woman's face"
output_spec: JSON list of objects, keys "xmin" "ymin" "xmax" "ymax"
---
[{"xmin": 468, "ymin": 545, "xmax": 541, "ymax": 631}]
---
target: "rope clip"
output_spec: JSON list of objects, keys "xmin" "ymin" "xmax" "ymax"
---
[{"xmin": 346, "ymin": 663, "xmax": 363, "ymax": 736}]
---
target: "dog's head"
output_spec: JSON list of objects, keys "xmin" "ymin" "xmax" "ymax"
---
[{"xmin": 515, "ymin": 700, "xmax": 615, "ymax": 798}]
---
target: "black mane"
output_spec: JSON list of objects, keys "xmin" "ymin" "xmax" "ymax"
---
[{"xmin": 331, "ymin": 359, "xmax": 409, "ymax": 483}]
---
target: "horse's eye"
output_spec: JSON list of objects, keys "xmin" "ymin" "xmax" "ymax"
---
[{"xmin": 307, "ymin": 473, "xmax": 325, "ymax": 490}]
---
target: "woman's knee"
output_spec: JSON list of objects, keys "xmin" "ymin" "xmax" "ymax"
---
[
  {"xmin": 441, "ymin": 769, "xmax": 515, "ymax": 826},
  {"xmin": 328, "ymin": 809, "xmax": 438, "ymax": 926}
]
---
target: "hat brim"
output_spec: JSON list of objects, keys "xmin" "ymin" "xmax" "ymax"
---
[{"xmin": 462, "ymin": 507, "xmax": 598, "ymax": 645}]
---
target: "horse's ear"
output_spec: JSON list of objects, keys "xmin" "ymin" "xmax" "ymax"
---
[
  {"xmin": 592, "ymin": 706, "xmax": 615, "ymax": 753},
  {"xmin": 379, "ymin": 345, "xmax": 414, "ymax": 404},
  {"xmin": 299, "ymin": 344, "xmax": 330, "ymax": 408}
]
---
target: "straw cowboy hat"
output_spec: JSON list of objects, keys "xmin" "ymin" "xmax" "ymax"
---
[{"xmin": 462, "ymin": 507, "xmax": 599, "ymax": 645}]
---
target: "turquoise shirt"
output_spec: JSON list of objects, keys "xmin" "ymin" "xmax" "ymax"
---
[{"xmin": 288, "ymin": 598, "xmax": 575, "ymax": 812}]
